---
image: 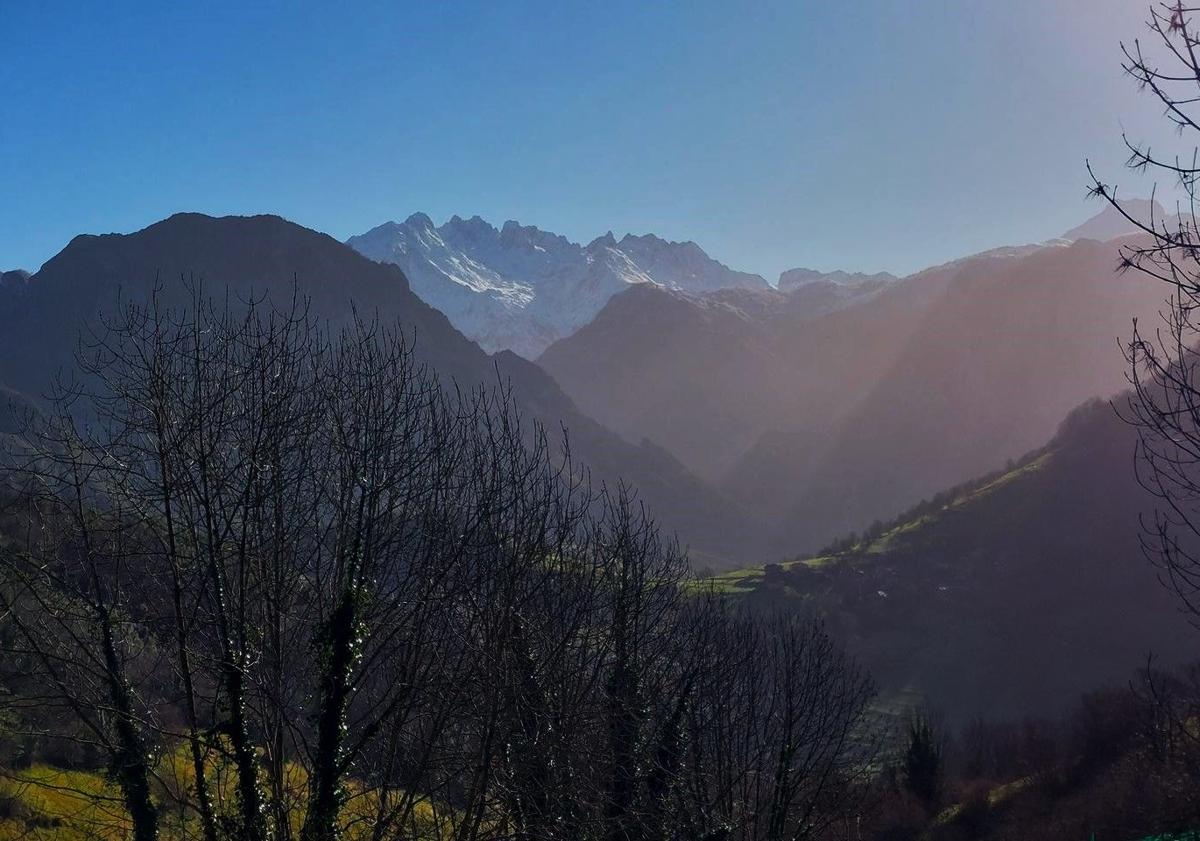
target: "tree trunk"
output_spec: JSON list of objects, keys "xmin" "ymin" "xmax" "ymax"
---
[
  {"xmin": 100, "ymin": 612, "xmax": 159, "ymax": 841},
  {"xmin": 301, "ymin": 588, "xmax": 359, "ymax": 841}
]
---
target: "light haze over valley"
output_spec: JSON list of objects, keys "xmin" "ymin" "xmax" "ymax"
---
[{"xmin": 4, "ymin": 3, "xmax": 1200, "ymax": 838}]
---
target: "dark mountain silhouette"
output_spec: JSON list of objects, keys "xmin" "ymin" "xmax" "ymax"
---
[
  {"xmin": 0, "ymin": 213, "xmax": 766, "ymax": 567},
  {"xmin": 0, "ymin": 269, "xmax": 29, "ymax": 292},
  {"xmin": 721, "ymin": 397, "xmax": 1193, "ymax": 723}
]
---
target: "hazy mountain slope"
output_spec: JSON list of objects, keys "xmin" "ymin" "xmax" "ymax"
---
[
  {"xmin": 540, "ymin": 253, "xmax": 960, "ymax": 487},
  {"xmin": 346, "ymin": 214, "xmax": 768, "ymax": 357},
  {"xmin": 544, "ymin": 231, "xmax": 1166, "ymax": 554},
  {"xmin": 715, "ymin": 398, "xmax": 1192, "ymax": 723},
  {"xmin": 1061, "ymin": 198, "xmax": 1165, "ymax": 241},
  {"xmin": 771, "ymin": 236, "xmax": 1164, "ymax": 551},
  {"xmin": 0, "ymin": 213, "xmax": 767, "ymax": 567},
  {"xmin": 719, "ymin": 257, "xmax": 981, "ymax": 515},
  {"xmin": 778, "ymin": 266, "xmax": 897, "ymax": 291},
  {"xmin": 540, "ymin": 284, "xmax": 789, "ymax": 483}
]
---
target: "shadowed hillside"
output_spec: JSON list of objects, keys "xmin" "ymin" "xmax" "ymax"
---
[
  {"xmin": 0, "ymin": 213, "xmax": 768, "ymax": 566},
  {"xmin": 705, "ymin": 397, "xmax": 1194, "ymax": 724}
]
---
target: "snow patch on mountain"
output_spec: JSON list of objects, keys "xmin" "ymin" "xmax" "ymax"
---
[{"xmin": 347, "ymin": 215, "xmax": 768, "ymax": 357}]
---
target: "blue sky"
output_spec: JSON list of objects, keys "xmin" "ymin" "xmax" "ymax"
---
[{"xmin": 0, "ymin": 0, "xmax": 1175, "ymax": 280}]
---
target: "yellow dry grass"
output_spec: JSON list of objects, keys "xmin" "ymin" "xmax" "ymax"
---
[{"xmin": 0, "ymin": 746, "xmax": 454, "ymax": 841}]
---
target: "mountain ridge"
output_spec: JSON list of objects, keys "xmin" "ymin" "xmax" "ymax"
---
[
  {"xmin": 346, "ymin": 213, "xmax": 771, "ymax": 357},
  {"xmin": 0, "ymin": 212, "xmax": 770, "ymax": 567},
  {"xmin": 1061, "ymin": 197, "xmax": 1166, "ymax": 241},
  {"xmin": 708, "ymin": 396, "xmax": 1193, "ymax": 723},
  {"xmin": 778, "ymin": 266, "xmax": 898, "ymax": 291},
  {"xmin": 542, "ymin": 232, "xmax": 1167, "ymax": 552}
]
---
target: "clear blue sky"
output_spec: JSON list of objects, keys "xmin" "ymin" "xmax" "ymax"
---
[{"xmin": 0, "ymin": 0, "xmax": 1174, "ymax": 280}]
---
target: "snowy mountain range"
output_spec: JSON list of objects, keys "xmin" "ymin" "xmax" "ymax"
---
[
  {"xmin": 346, "ymin": 214, "xmax": 771, "ymax": 357},
  {"xmin": 350, "ymin": 199, "xmax": 1158, "ymax": 359}
]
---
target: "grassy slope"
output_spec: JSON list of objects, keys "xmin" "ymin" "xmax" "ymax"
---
[
  {"xmin": 700, "ymin": 399, "xmax": 1196, "ymax": 724},
  {"xmin": 0, "ymin": 751, "xmax": 448, "ymax": 841}
]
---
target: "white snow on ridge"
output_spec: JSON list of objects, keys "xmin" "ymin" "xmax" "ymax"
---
[{"xmin": 347, "ymin": 213, "xmax": 769, "ymax": 358}]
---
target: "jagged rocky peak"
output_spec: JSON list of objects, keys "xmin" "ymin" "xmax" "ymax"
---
[
  {"xmin": 617, "ymin": 232, "xmax": 769, "ymax": 291},
  {"xmin": 444, "ymin": 214, "xmax": 498, "ymax": 241},
  {"xmin": 587, "ymin": 231, "xmax": 618, "ymax": 251},
  {"xmin": 403, "ymin": 211, "xmax": 436, "ymax": 230},
  {"xmin": 347, "ymin": 213, "xmax": 770, "ymax": 357},
  {"xmin": 620, "ymin": 232, "xmax": 705, "ymax": 261},
  {"xmin": 498, "ymin": 219, "xmax": 574, "ymax": 253}
]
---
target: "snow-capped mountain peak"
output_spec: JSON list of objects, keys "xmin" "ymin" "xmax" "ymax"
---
[{"xmin": 347, "ymin": 214, "xmax": 768, "ymax": 357}]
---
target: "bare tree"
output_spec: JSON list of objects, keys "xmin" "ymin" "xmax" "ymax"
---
[
  {"xmin": 0, "ymin": 407, "xmax": 169, "ymax": 840},
  {"xmin": 1088, "ymin": 3, "xmax": 1200, "ymax": 623},
  {"xmin": 0, "ymin": 285, "xmax": 878, "ymax": 841},
  {"xmin": 680, "ymin": 605, "xmax": 877, "ymax": 841}
]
